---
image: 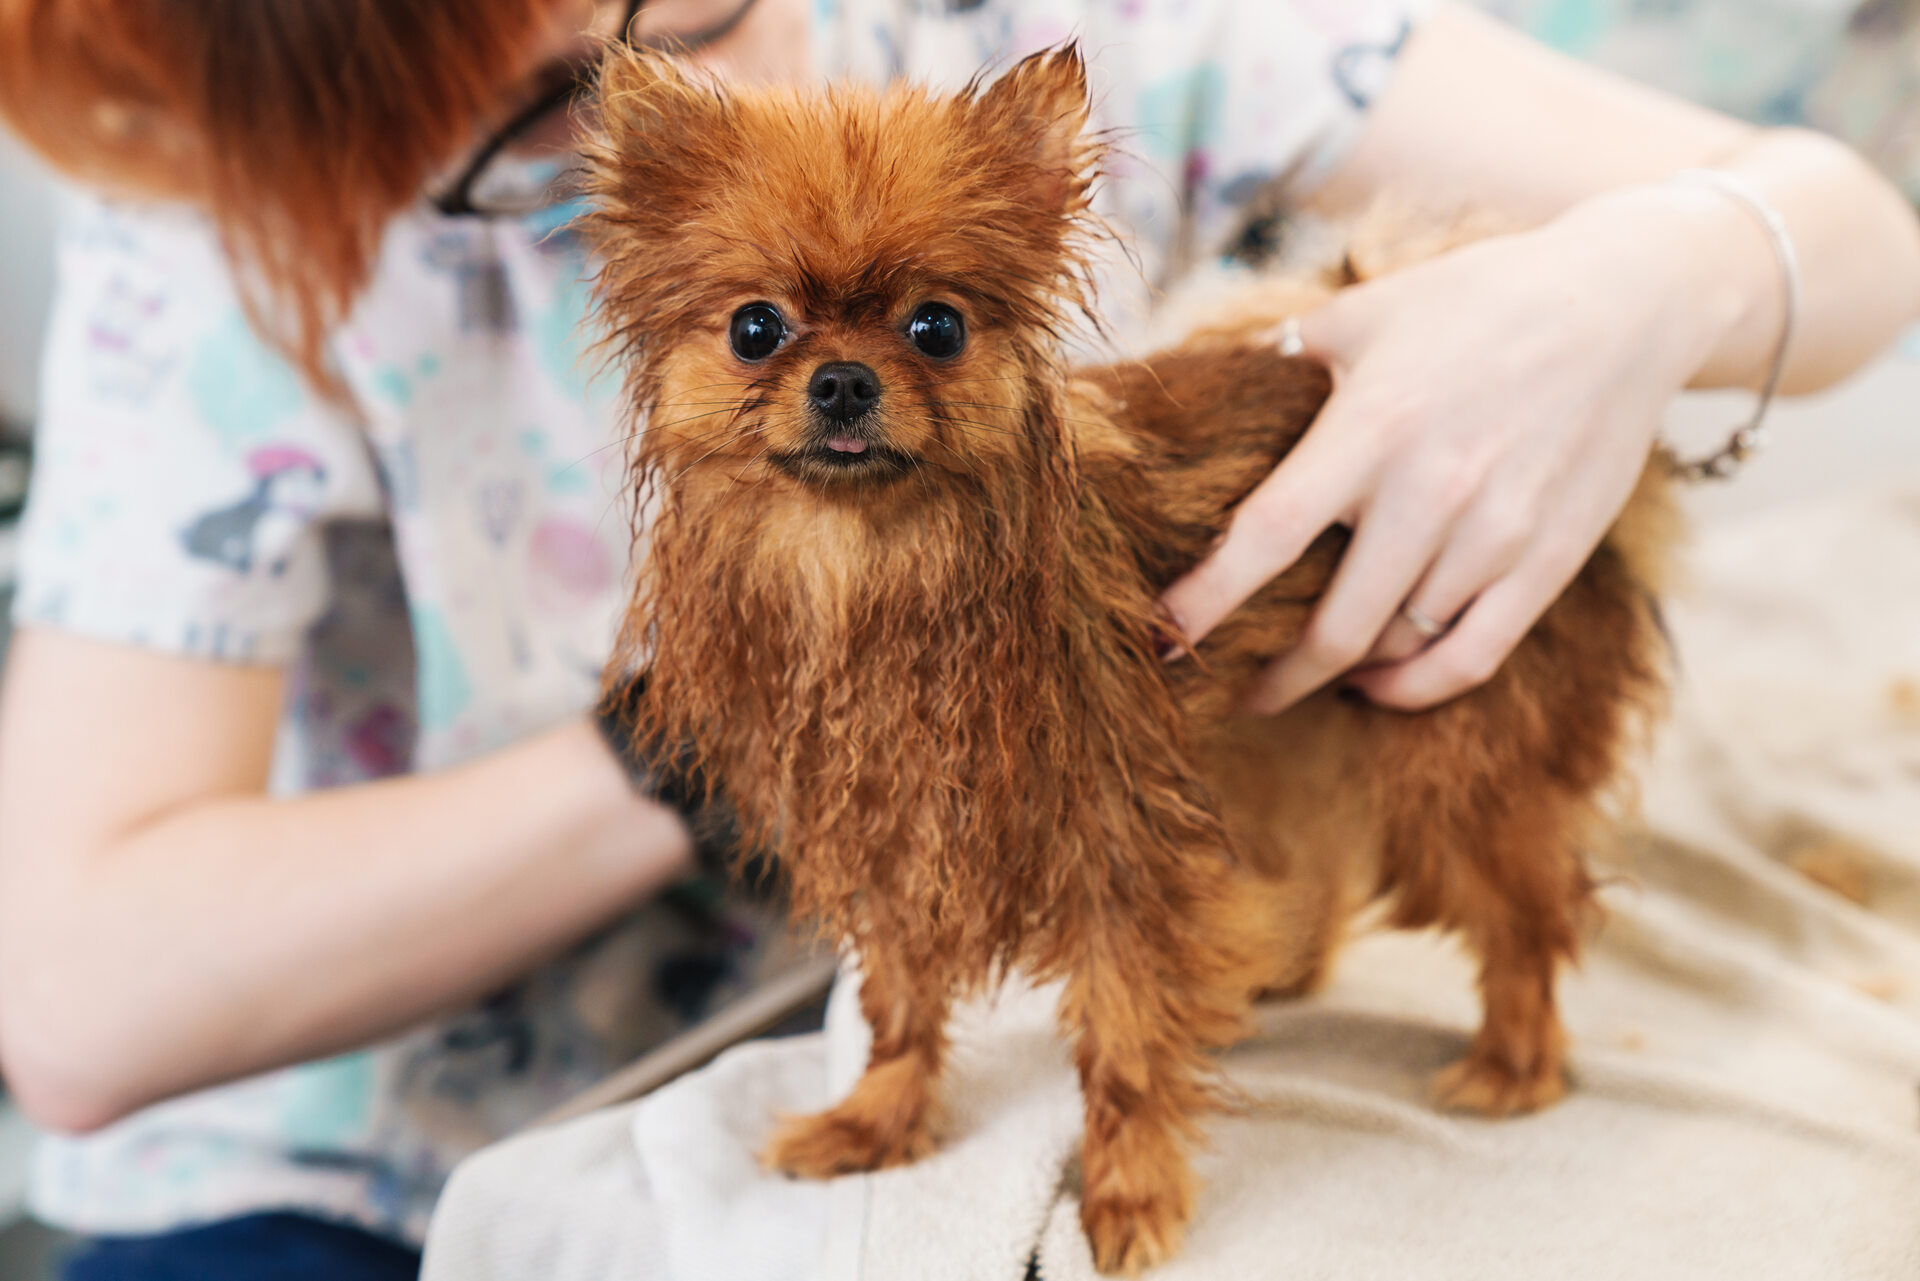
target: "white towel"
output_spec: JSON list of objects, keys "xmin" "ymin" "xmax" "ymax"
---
[{"xmin": 423, "ymin": 477, "xmax": 1920, "ymax": 1281}]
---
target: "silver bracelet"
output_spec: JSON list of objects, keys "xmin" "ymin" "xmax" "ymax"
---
[{"xmin": 1664, "ymin": 168, "xmax": 1802, "ymax": 482}]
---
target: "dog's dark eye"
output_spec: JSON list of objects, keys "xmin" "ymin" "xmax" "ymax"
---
[
  {"xmin": 906, "ymin": 303, "xmax": 965, "ymax": 360},
  {"xmin": 729, "ymin": 304, "xmax": 786, "ymax": 362}
]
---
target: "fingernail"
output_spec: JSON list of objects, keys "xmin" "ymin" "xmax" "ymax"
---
[
  {"xmin": 1150, "ymin": 623, "xmax": 1183, "ymax": 662},
  {"xmin": 1150, "ymin": 612, "xmax": 1193, "ymax": 663}
]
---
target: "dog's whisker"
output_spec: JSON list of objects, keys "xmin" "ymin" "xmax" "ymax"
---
[
  {"xmin": 650, "ymin": 399, "xmax": 762, "ymax": 411},
  {"xmin": 929, "ymin": 413, "xmax": 1028, "ymax": 441},
  {"xmin": 936, "ymin": 400, "xmax": 1111, "ymax": 429},
  {"xmin": 654, "ymin": 407, "xmax": 759, "ymax": 430},
  {"xmin": 665, "ymin": 423, "xmax": 773, "ymax": 486},
  {"xmin": 728, "ymin": 438, "xmax": 783, "ymax": 494}
]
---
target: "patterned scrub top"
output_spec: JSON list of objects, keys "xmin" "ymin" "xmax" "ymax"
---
[{"xmin": 14, "ymin": 0, "xmax": 1427, "ymax": 1246}]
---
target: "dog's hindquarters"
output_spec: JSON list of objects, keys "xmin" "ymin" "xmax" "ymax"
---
[
  {"xmin": 1366, "ymin": 530, "xmax": 1666, "ymax": 1111},
  {"xmin": 1083, "ymin": 333, "xmax": 1672, "ymax": 1115}
]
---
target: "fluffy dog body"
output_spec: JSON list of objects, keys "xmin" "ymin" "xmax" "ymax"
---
[{"xmin": 585, "ymin": 46, "xmax": 1670, "ymax": 1272}]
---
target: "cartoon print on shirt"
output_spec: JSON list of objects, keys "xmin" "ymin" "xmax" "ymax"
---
[
  {"xmin": 1331, "ymin": 16, "xmax": 1412, "ymax": 108},
  {"xmin": 421, "ymin": 231, "xmax": 518, "ymax": 335},
  {"xmin": 475, "ymin": 475, "xmax": 535, "ymax": 669},
  {"xmin": 83, "ymin": 271, "xmax": 177, "ymax": 403},
  {"xmin": 346, "ymin": 704, "xmax": 416, "ymax": 778},
  {"xmin": 181, "ymin": 445, "xmax": 327, "ymax": 575},
  {"xmin": 524, "ymin": 514, "xmax": 613, "ymax": 617}
]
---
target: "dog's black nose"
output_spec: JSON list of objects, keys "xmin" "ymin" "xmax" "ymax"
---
[{"xmin": 806, "ymin": 361, "xmax": 882, "ymax": 422}]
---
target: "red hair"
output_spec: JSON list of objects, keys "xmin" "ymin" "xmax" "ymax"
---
[{"xmin": 0, "ymin": 0, "xmax": 564, "ymax": 385}]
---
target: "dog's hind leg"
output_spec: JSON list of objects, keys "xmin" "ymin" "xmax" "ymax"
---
[
  {"xmin": 1380, "ymin": 776, "xmax": 1592, "ymax": 1118},
  {"xmin": 1372, "ymin": 562, "xmax": 1658, "ymax": 1118},
  {"xmin": 760, "ymin": 936, "xmax": 950, "ymax": 1177}
]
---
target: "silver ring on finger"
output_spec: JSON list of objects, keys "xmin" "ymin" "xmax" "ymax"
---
[
  {"xmin": 1276, "ymin": 316, "xmax": 1306, "ymax": 357},
  {"xmin": 1400, "ymin": 602, "xmax": 1450, "ymax": 640}
]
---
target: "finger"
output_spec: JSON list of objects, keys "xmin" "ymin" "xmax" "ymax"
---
[
  {"xmin": 1241, "ymin": 492, "xmax": 1453, "ymax": 715},
  {"xmin": 1157, "ymin": 415, "xmax": 1371, "ymax": 652},
  {"xmin": 1350, "ymin": 548, "xmax": 1579, "ymax": 711},
  {"xmin": 1291, "ymin": 293, "xmax": 1359, "ymax": 360},
  {"xmin": 1366, "ymin": 494, "xmax": 1536, "ymax": 664}
]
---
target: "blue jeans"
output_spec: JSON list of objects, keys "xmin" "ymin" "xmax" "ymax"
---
[{"xmin": 63, "ymin": 1212, "xmax": 419, "ymax": 1281}]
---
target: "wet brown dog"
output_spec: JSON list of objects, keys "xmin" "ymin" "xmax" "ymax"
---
[{"xmin": 583, "ymin": 43, "xmax": 1671, "ymax": 1273}]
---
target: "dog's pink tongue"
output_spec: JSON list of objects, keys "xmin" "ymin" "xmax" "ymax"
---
[{"xmin": 827, "ymin": 437, "xmax": 868, "ymax": 454}]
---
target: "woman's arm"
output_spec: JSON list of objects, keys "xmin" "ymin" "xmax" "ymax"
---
[
  {"xmin": 0, "ymin": 627, "xmax": 691, "ymax": 1133},
  {"xmin": 1160, "ymin": 2, "xmax": 1920, "ymax": 711},
  {"xmin": 1310, "ymin": 4, "xmax": 1919, "ymax": 395}
]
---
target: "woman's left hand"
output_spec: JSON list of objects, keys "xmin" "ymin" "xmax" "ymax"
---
[{"xmin": 1158, "ymin": 186, "xmax": 1750, "ymax": 712}]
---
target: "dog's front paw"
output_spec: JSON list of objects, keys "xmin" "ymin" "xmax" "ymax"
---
[
  {"xmin": 761, "ymin": 1101, "xmax": 940, "ymax": 1178},
  {"xmin": 1431, "ymin": 1048, "xmax": 1567, "ymax": 1117},
  {"xmin": 1078, "ymin": 1125, "xmax": 1197, "ymax": 1275},
  {"xmin": 1081, "ymin": 1184, "xmax": 1191, "ymax": 1276},
  {"xmin": 760, "ymin": 1056, "xmax": 943, "ymax": 1178}
]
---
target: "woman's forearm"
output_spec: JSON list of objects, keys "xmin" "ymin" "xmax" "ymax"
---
[
  {"xmin": 2, "ymin": 710, "xmax": 690, "ymax": 1132},
  {"xmin": 1664, "ymin": 129, "xmax": 1920, "ymax": 395},
  {"xmin": 1166, "ymin": 3, "xmax": 1920, "ymax": 713},
  {"xmin": 1315, "ymin": 2, "xmax": 1920, "ymax": 398}
]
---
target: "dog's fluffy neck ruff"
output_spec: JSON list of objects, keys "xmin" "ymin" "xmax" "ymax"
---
[{"xmin": 625, "ymin": 373, "xmax": 1181, "ymax": 963}]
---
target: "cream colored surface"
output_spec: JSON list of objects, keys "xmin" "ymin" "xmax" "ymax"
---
[{"xmin": 422, "ymin": 367, "xmax": 1920, "ymax": 1280}]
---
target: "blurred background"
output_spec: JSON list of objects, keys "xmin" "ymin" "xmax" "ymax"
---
[
  {"xmin": 0, "ymin": 123, "xmax": 50, "ymax": 638},
  {"xmin": 0, "ymin": 121, "xmax": 51, "ymax": 1274},
  {"xmin": 1, "ymin": 0, "xmax": 1919, "ymax": 1274}
]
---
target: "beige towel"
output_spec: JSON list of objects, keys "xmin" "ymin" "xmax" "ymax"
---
[{"xmin": 423, "ymin": 477, "xmax": 1920, "ymax": 1281}]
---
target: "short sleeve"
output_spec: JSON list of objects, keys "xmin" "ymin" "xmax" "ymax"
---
[
  {"xmin": 1081, "ymin": 0, "xmax": 1435, "ymax": 275},
  {"xmin": 13, "ymin": 199, "xmax": 384, "ymax": 664}
]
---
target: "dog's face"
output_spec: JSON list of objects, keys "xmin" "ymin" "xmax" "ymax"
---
[{"xmin": 582, "ymin": 45, "xmax": 1100, "ymax": 504}]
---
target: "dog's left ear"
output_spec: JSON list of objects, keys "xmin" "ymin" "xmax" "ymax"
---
[{"xmin": 975, "ymin": 43, "xmax": 1097, "ymax": 216}]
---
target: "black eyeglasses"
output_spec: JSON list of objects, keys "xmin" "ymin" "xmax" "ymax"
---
[{"xmin": 432, "ymin": 0, "xmax": 760, "ymax": 218}]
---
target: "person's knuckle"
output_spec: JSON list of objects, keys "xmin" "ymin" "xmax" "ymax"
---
[
  {"xmin": 1359, "ymin": 390, "xmax": 1425, "ymax": 445},
  {"xmin": 1477, "ymin": 496, "xmax": 1539, "ymax": 563},
  {"xmin": 1301, "ymin": 620, "xmax": 1366, "ymax": 671},
  {"xmin": 1234, "ymin": 496, "xmax": 1303, "ymax": 553},
  {"xmin": 1411, "ymin": 447, "xmax": 1486, "ymax": 518}
]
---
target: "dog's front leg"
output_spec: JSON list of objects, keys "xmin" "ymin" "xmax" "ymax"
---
[
  {"xmin": 761, "ymin": 937, "xmax": 951, "ymax": 1178},
  {"xmin": 1062, "ymin": 932, "xmax": 1229, "ymax": 1274}
]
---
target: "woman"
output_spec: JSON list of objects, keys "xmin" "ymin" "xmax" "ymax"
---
[{"xmin": 0, "ymin": 0, "xmax": 1913, "ymax": 1277}]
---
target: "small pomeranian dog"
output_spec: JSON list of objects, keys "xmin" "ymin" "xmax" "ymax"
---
[{"xmin": 583, "ymin": 43, "xmax": 1672, "ymax": 1273}]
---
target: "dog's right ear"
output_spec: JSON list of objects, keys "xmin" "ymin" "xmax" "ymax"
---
[{"xmin": 583, "ymin": 44, "xmax": 738, "ymax": 237}]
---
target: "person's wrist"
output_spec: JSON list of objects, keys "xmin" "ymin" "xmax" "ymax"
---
[
  {"xmin": 570, "ymin": 716, "xmax": 698, "ymax": 888},
  {"xmin": 588, "ymin": 678, "xmax": 762, "ymax": 890},
  {"xmin": 1547, "ymin": 181, "xmax": 1778, "ymax": 392}
]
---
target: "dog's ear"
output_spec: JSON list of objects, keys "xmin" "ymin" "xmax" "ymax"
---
[
  {"xmin": 974, "ymin": 43, "xmax": 1097, "ymax": 217},
  {"xmin": 585, "ymin": 43, "xmax": 738, "ymax": 235}
]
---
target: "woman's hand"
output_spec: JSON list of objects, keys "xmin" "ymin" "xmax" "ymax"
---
[
  {"xmin": 1153, "ymin": 0, "xmax": 1920, "ymax": 715},
  {"xmin": 1159, "ymin": 185, "xmax": 1756, "ymax": 712}
]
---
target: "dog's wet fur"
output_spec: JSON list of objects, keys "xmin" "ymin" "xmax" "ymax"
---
[{"xmin": 583, "ymin": 45, "xmax": 1673, "ymax": 1273}]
